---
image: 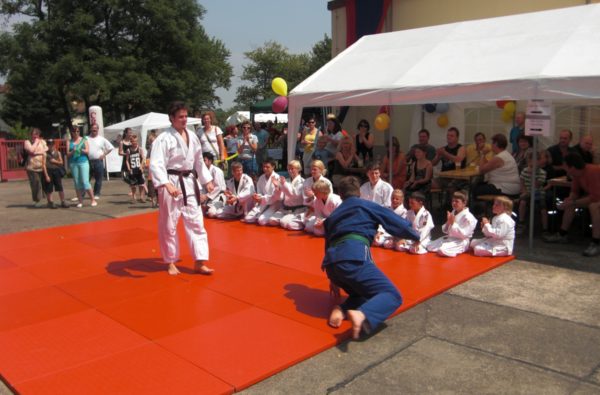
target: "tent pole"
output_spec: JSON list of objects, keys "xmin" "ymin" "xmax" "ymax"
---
[
  {"xmin": 528, "ymin": 135, "xmax": 538, "ymax": 250},
  {"xmin": 388, "ymin": 105, "xmax": 393, "ymax": 185}
]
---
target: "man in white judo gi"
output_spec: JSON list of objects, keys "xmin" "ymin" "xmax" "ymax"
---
[{"xmin": 150, "ymin": 102, "xmax": 215, "ymax": 275}]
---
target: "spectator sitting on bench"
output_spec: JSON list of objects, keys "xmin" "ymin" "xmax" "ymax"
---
[
  {"xmin": 473, "ymin": 133, "xmax": 520, "ymax": 199},
  {"xmin": 543, "ymin": 153, "xmax": 600, "ymax": 257}
]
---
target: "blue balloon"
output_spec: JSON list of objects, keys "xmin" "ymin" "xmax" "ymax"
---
[
  {"xmin": 423, "ymin": 104, "xmax": 436, "ymax": 113},
  {"xmin": 435, "ymin": 103, "xmax": 449, "ymax": 113}
]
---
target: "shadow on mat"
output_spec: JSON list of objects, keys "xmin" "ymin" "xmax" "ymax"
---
[
  {"xmin": 283, "ymin": 283, "xmax": 334, "ymax": 319},
  {"xmin": 106, "ymin": 257, "xmax": 194, "ymax": 277}
]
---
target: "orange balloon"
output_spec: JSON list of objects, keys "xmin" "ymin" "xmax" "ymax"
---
[{"xmin": 437, "ymin": 114, "xmax": 448, "ymax": 128}]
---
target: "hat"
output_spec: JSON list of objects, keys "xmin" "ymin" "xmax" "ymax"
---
[{"xmin": 409, "ymin": 192, "xmax": 426, "ymax": 203}]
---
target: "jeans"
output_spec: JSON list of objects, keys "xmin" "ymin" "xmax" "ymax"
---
[{"xmin": 89, "ymin": 159, "xmax": 104, "ymax": 196}]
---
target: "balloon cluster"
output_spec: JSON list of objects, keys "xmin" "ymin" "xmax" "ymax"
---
[
  {"xmin": 374, "ymin": 106, "xmax": 390, "ymax": 131},
  {"xmin": 497, "ymin": 100, "xmax": 516, "ymax": 123},
  {"xmin": 271, "ymin": 77, "xmax": 288, "ymax": 113},
  {"xmin": 423, "ymin": 103, "xmax": 450, "ymax": 128}
]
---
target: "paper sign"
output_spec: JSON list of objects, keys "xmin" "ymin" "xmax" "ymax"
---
[{"xmin": 525, "ymin": 100, "xmax": 552, "ymax": 137}]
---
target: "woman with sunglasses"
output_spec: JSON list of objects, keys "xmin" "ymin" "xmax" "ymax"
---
[
  {"xmin": 301, "ymin": 116, "xmax": 322, "ymax": 176},
  {"xmin": 355, "ymin": 119, "xmax": 374, "ymax": 164}
]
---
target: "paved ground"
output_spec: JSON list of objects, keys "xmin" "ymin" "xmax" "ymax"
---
[{"xmin": 1, "ymin": 179, "xmax": 599, "ymax": 394}]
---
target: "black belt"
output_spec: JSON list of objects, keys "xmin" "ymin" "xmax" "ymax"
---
[
  {"xmin": 167, "ymin": 169, "xmax": 200, "ymax": 206},
  {"xmin": 283, "ymin": 204, "xmax": 305, "ymax": 211}
]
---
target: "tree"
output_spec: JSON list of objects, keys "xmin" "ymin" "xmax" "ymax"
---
[
  {"xmin": 234, "ymin": 36, "xmax": 331, "ymax": 109},
  {"xmin": 0, "ymin": 0, "xmax": 233, "ymax": 131}
]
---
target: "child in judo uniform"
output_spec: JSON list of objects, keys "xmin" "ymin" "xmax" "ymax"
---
[
  {"xmin": 323, "ymin": 176, "xmax": 419, "ymax": 339},
  {"xmin": 269, "ymin": 160, "xmax": 306, "ymax": 229},
  {"xmin": 304, "ymin": 179, "xmax": 342, "ymax": 236},
  {"xmin": 209, "ymin": 161, "xmax": 255, "ymax": 219},
  {"xmin": 470, "ymin": 196, "xmax": 516, "ymax": 256},
  {"xmin": 374, "ymin": 189, "xmax": 407, "ymax": 248},
  {"xmin": 427, "ymin": 191, "xmax": 478, "ymax": 257},
  {"xmin": 244, "ymin": 158, "xmax": 283, "ymax": 225},
  {"xmin": 394, "ymin": 192, "xmax": 434, "ymax": 254},
  {"xmin": 200, "ymin": 152, "xmax": 227, "ymax": 214}
]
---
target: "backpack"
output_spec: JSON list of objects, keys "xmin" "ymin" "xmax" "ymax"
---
[{"xmin": 19, "ymin": 147, "xmax": 29, "ymax": 167}]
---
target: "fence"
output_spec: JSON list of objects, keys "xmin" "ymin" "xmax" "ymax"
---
[{"xmin": 0, "ymin": 139, "xmax": 68, "ymax": 182}]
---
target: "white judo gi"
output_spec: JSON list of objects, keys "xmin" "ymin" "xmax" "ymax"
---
[
  {"xmin": 395, "ymin": 206, "xmax": 435, "ymax": 254},
  {"xmin": 360, "ymin": 179, "xmax": 394, "ymax": 207},
  {"xmin": 150, "ymin": 127, "xmax": 213, "ymax": 264},
  {"xmin": 244, "ymin": 172, "xmax": 282, "ymax": 225},
  {"xmin": 470, "ymin": 212, "xmax": 515, "ymax": 256},
  {"xmin": 374, "ymin": 204, "xmax": 408, "ymax": 247},
  {"xmin": 304, "ymin": 192, "xmax": 342, "ymax": 236},
  {"xmin": 427, "ymin": 208, "xmax": 478, "ymax": 257},
  {"xmin": 269, "ymin": 174, "xmax": 305, "ymax": 229},
  {"xmin": 302, "ymin": 175, "xmax": 333, "ymax": 207},
  {"xmin": 202, "ymin": 164, "xmax": 226, "ymax": 213},
  {"xmin": 211, "ymin": 173, "xmax": 255, "ymax": 219}
]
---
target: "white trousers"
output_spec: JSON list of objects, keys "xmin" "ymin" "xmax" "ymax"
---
[
  {"xmin": 470, "ymin": 238, "xmax": 510, "ymax": 257},
  {"xmin": 157, "ymin": 186, "xmax": 208, "ymax": 264},
  {"xmin": 427, "ymin": 236, "xmax": 470, "ymax": 257}
]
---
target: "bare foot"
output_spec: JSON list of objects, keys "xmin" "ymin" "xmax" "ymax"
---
[
  {"xmin": 347, "ymin": 309, "xmax": 366, "ymax": 339},
  {"xmin": 167, "ymin": 263, "xmax": 180, "ymax": 276},
  {"xmin": 194, "ymin": 261, "xmax": 214, "ymax": 275},
  {"xmin": 328, "ymin": 305, "xmax": 344, "ymax": 328}
]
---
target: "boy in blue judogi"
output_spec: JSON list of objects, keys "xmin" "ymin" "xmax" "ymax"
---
[{"xmin": 323, "ymin": 176, "xmax": 419, "ymax": 339}]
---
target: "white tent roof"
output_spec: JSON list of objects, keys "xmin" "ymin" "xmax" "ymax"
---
[
  {"xmin": 288, "ymin": 3, "xmax": 600, "ymax": 157},
  {"xmin": 104, "ymin": 112, "xmax": 202, "ymax": 146}
]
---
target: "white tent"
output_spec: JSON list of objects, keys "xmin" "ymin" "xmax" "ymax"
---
[
  {"xmin": 287, "ymin": 3, "xmax": 600, "ymax": 158},
  {"xmin": 225, "ymin": 111, "xmax": 250, "ymax": 126},
  {"xmin": 103, "ymin": 112, "xmax": 202, "ymax": 173}
]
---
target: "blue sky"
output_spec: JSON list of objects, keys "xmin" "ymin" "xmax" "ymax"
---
[{"xmin": 200, "ymin": 0, "xmax": 331, "ymax": 109}]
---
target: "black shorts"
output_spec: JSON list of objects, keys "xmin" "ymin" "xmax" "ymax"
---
[
  {"xmin": 128, "ymin": 171, "xmax": 145, "ymax": 186},
  {"xmin": 42, "ymin": 168, "xmax": 64, "ymax": 193}
]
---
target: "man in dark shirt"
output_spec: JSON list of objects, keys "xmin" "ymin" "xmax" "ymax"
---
[
  {"xmin": 323, "ymin": 176, "xmax": 419, "ymax": 339},
  {"xmin": 546, "ymin": 129, "xmax": 576, "ymax": 179},
  {"xmin": 573, "ymin": 134, "xmax": 595, "ymax": 164}
]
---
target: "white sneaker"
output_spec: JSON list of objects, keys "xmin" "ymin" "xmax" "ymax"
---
[
  {"xmin": 91, "ymin": 201, "xmax": 98, "ymax": 207},
  {"xmin": 71, "ymin": 197, "xmax": 79, "ymax": 202},
  {"xmin": 94, "ymin": 196, "xmax": 100, "ymax": 200},
  {"xmin": 76, "ymin": 203, "xmax": 83, "ymax": 208}
]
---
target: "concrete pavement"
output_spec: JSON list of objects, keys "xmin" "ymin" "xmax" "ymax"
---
[{"xmin": 1, "ymin": 179, "xmax": 599, "ymax": 394}]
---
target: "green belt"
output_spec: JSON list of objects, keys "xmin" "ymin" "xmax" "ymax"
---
[{"xmin": 331, "ymin": 233, "xmax": 369, "ymax": 247}]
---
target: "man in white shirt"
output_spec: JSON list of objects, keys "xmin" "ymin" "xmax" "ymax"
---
[
  {"xmin": 87, "ymin": 123, "xmax": 114, "ymax": 199},
  {"xmin": 360, "ymin": 162, "xmax": 394, "ymax": 208}
]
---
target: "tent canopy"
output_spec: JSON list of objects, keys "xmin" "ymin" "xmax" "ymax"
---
[
  {"xmin": 287, "ymin": 3, "xmax": 600, "ymax": 158},
  {"xmin": 104, "ymin": 112, "xmax": 202, "ymax": 148}
]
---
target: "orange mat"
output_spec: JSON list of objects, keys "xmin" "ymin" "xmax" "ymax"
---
[{"xmin": 0, "ymin": 213, "xmax": 511, "ymax": 394}]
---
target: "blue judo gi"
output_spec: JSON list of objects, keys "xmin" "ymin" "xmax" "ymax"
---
[{"xmin": 323, "ymin": 196, "xmax": 419, "ymax": 331}]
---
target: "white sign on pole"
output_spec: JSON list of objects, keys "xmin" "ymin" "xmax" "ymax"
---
[{"xmin": 525, "ymin": 100, "xmax": 552, "ymax": 137}]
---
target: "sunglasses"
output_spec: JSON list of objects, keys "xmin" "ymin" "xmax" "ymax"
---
[{"xmin": 359, "ymin": 124, "xmax": 368, "ymax": 128}]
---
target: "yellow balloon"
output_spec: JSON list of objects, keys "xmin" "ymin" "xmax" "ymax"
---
[
  {"xmin": 437, "ymin": 114, "xmax": 448, "ymax": 128},
  {"xmin": 271, "ymin": 77, "xmax": 288, "ymax": 97},
  {"xmin": 503, "ymin": 101, "xmax": 516, "ymax": 114},
  {"xmin": 501, "ymin": 110, "xmax": 514, "ymax": 123},
  {"xmin": 374, "ymin": 113, "xmax": 390, "ymax": 131}
]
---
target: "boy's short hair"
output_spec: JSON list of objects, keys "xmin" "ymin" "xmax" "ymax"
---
[
  {"xmin": 495, "ymin": 196, "xmax": 513, "ymax": 213},
  {"xmin": 263, "ymin": 157, "xmax": 277, "ymax": 167},
  {"xmin": 203, "ymin": 152, "xmax": 215, "ymax": 162},
  {"xmin": 312, "ymin": 179, "xmax": 331, "ymax": 194},
  {"xmin": 337, "ymin": 176, "xmax": 361, "ymax": 200},
  {"xmin": 452, "ymin": 191, "xmax": 468, "ymax": 204},
  {"xmin": 564, "ymin": 152, "xmax": 585, "ymax": 170},
  {"xmin": 392, "ymin": 188, "xmax": 404, "ymax": 198},
  {"xmin": 409, "ymin": 192, "xmax": 426, "ymax": 203},
  {"xmin": 288, "ymin": 160, "xmax": 302, "ymax": 171},
  {"xmin": 366, "ymin": 161, "xmax": 381, "ymax": 172}
]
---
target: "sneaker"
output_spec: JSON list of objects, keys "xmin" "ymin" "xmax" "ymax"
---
[
  {"xmin": 47, "ymin": 202, "xmax": 58, "ymax": 209},
  {"xmin": 76, "ymin": 203, "xmax": 83, "ymax": 208},
  {"xmin": 94, "ymin": 196, "xmax": 100, "ymax": 200},
  {"xmin": 61, "ymin": 201, "xmax": 69, "ymax": 208},
  {"xmin": 91, "ymin": 201, "xmax": 98, "ymax": 207},
  {"xmin": 583, "ymin": 243, "xmax": 600, "ymax": 257},
  {"xmin": 543, "ymin": 232, "xmax": 569, "ymax": 243},
  {"xmin": 71, "ymin": 197, "xmax": 79, "ymax": 202},
  {"xmin": 34, "ymin": 201, "xmax": 44, "ymax": 208}
]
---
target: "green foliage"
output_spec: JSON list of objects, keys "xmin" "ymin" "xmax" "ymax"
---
[
  {"xmin": 10, "ymin": 121, "xmax": 30, "ymax": 140},
  {"xmin": 0, "ymin": 0, "xmax": 233, "ymax": 131},
  {"xmin": 234, "ymin": 35, "xmax": 332, "ymax": 109}
]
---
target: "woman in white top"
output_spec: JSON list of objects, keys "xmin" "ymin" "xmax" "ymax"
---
[
  {"xmin": 198, "ymin": 111, "xmax": 226, "ymax": 162},
  {"xmin": 473, "ymin": 133, "xmax": 520, "ymax": 198}
]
